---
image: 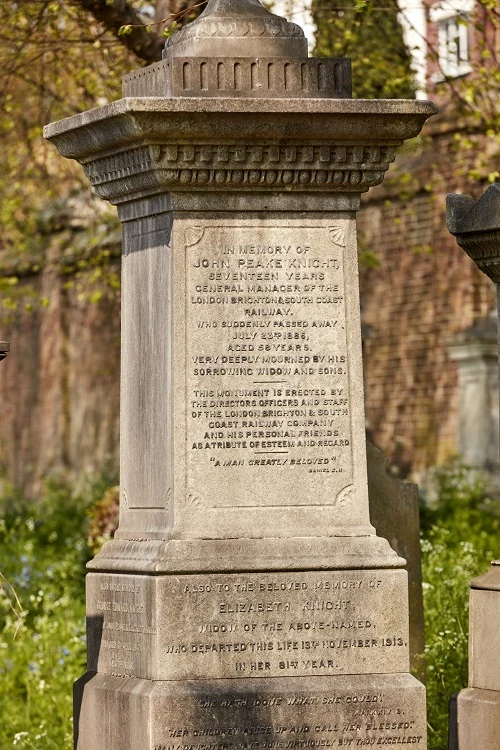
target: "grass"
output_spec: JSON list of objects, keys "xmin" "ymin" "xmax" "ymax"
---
[
  {"xmin": 420, "ymin": 462, "xmax": 500, "ymax": 749},
  {"xmin": 0, "ymin": 476, "xmax": 112, "ymax": 749}
]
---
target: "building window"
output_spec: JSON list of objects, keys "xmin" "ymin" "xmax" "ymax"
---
[
  {"xmin": 438, "ymin": 14, "xmax": 471, "ymax": 77},
  {"xmin": 429, "ymin": 0, "xmax": 474, "ymax": 79}
]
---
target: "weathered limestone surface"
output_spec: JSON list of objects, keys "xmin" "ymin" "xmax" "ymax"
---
[
  {"xmin": 87, "ymin": 569, "xmax": 410, "ymax": 680},
  {"xmin": 451, "ymin": 565, "xmax": 500, "ymax": 748},
  {"xmin": 45, "ymin": 3, "xmax": 435, "ymax": 748},
  {"xmin": 75, "ymin": 674, "xmax": 426, "ymax": 750}
]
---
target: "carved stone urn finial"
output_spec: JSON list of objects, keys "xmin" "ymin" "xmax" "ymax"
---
[{"xmin": 163, "ymin": 0, "xmax": 308, "ymax": 60}]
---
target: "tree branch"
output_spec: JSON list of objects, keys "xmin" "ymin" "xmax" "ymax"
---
[{"xmin": 70, "ymin": 0, "xmax": 164, "ymax": 63}]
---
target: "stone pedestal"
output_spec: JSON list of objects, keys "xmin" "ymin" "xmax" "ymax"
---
[
  {"xmin": 367, "ymin": 442, "xmax": 425, "ymax": 680},
  {"xmin": 45, "ymin": 4, "xmax": 435, "ymax": 748},
  {"xmin": 451, "ymin": 565, "xmax": 500, "ymax": 748}
]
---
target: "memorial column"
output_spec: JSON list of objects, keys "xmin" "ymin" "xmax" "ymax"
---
[{"xmin": 45, "ymin": 5, "xmax": 436, "ymax": 747}]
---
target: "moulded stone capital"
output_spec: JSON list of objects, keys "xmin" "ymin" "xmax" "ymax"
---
[
  {"xmin": 44, "ymin": 98, "xmax": 437, "ymax": 206},
  {"xmin": 450, "ymin": 230, "xmax": 500, "ymax": 283}
]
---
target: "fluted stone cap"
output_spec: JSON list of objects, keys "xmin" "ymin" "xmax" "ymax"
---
[
  {"xmin": 164, "ymin": 0, "xmax": 307, "ymax": 59},
  {"xmin": 123, "ymin": 0, "xmax": 351, "ymax": 98},
  {"xmin": 447, "ymin": 185, "xmax": 500, "ymax": 282}
]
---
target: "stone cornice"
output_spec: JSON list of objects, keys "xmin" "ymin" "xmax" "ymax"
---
[
  {"xmin": 82, "ymin": 142, "xmax": 397, "ymax": 202},
  {"xmin": 44, "ymin": 97, "xmax": 437, "ymax": 204},
  {"xmin": 447, "ymin": 187, "xmax": 500, "ymax": 282},
  {"xmin": 451, "ymin": 231, "xmax": 500, "ymax": 282}
]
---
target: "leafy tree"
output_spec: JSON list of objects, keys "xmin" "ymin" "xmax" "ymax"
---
[
  {"xmin": 0, "ymin": 1, "xmax": 205, "ymax": 273},
  {"xmin": 312, "ymin": 0, "xmax": 416, "ymax": 99},
  {"xmin": 0, "ymin": 2, "xmax": 134, "ymax": 261}
]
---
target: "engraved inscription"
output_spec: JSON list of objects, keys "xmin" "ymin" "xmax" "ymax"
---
[
  {"xmin": 150, "ymin": 677, "xmax": 426, "ymax": 750},
  {"xmin": 87, "ymin": 573, "xmax": 156, "ymax": 679},
  {"xmin": 157, "ymin": 571, "xmax": 409, "ymax": 679},
  {"xmin": 185, "ymin": 224, "xmax": 355, "ymax": 509}
]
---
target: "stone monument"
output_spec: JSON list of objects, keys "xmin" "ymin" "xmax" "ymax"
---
[
  {"xmin": 447, "ymin": 313, "xmax": 499, "ymax": 477},
  {"xmin": 447, "ymin": 185, "xmax": 500, "ymax": 749},
  {"xmin": 45, "ymin": 4, "xmax": 436, "ymax": 748}
]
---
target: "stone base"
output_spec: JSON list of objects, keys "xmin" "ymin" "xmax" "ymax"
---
[
  {"xmin": 75, "ymin": 673, "xmax": 426, "ymax": 750},
  {"xmin": 455, "ymin": 687, "xmax": 500, "ymax": 749},
  {"xmin": 88, "ymin": 536, "xmax": 404, "ymax": 574},
  {"xmin": 85, "ymin": 568, "xmax": 410, "ymax": 681}
]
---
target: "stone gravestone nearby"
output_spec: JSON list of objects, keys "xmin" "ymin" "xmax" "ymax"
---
[
  {"xmin": 447, "ymin": 186, "xmax": 500, "ymax": 750},
  {"xmin": 366, "ymin": 442, "xmax": 425, "ymax": 681},
  {"xmin": 447, "ymin": 313, "xmax": 499, "ymax": 477},
  {"xmin": 45, "ymin": 3, "xmax": 436, "ymax": 748}
]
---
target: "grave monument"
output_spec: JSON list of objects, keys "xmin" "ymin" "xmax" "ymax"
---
[
  {"xmin": 45, "ymin": 4, "xmax": 436, "ymax": 748},
  {"xmin": 447, "ymin": 185, "xmax": 500, "ymax": 749}
]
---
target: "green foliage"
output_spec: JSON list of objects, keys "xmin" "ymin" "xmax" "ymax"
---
[
  {"xmin": 312, "ymin": 0, "xmax": 416, "ymax": 99},
  {"xmin": 0, "ymin": 1, "xmax": 138, "ymax": 273},
  {"xmin": 0, "ymin": 476, "xmax": 115, "ymax": 750},
  {"xmin": 87, "ymin": 485, "xmax": 119, "ymax": 556},
  {"xmin": 421, "ymin": 462, "xmax": 500, "ymax": 750}
]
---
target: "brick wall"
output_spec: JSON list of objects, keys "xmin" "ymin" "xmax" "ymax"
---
[
  {"xmin": 358, "ymin": 117, "xmax": 496, "ymax": 476},
  {"xmin": 0, "ymin": 219, "xmax": 121, "ymax": 495}
]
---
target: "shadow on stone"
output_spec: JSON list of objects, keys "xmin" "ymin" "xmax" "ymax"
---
[
  {"xmin": 74, "ymin": 615, "xmax": 103, "ymax": 747},
  {"xmin": 448, "ymin": 692, "xmax": 458, "ymax": 750},
  {"xmin": 367, "ymin": 440, "xmax": 426, "ymax": 681},
  {"xmin": 74, "ymin": 671, "xmax": 98, "ymax": 749}
]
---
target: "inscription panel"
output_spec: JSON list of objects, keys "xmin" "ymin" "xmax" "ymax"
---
[
  {"xmin": 184, "ymin": 222, "xmax": 357, "ymax": 511},
  {"xmin": 156, "ymin": 570, "xmax": 408, "ymax": 679},
  {"xmin": 88, "ymin": 571, "xmax": 408, "ymax": 680},
  {"xmin": 150, "ymin": 675, "xmax": 426, "ymax": 750},
  {"xmin": 87, "ymin": 573, "xmax": 157, "ymax": 678}
]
